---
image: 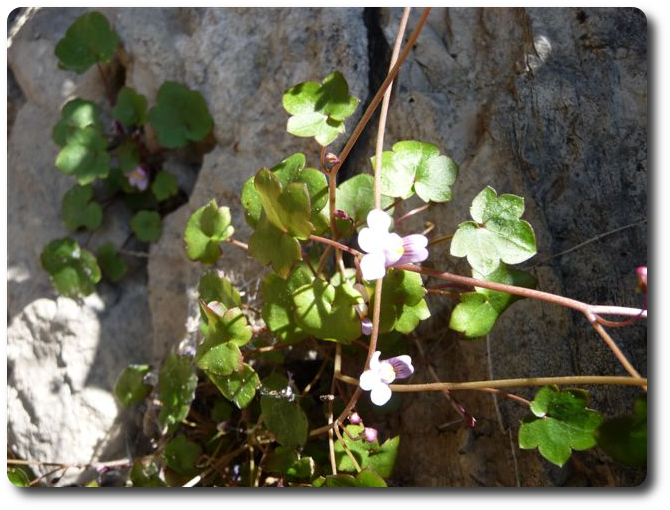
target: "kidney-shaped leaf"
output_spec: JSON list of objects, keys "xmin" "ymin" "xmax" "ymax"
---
[{"xmin": 55, "ymin": 11, "xmax": 119, "ymax": 73}]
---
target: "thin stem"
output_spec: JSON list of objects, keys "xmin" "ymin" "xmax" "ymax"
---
[
  {"xmin": 226, "ymin": 238, "xmax": 249, "ymax": 251},
  {"xmin": 427, "ymin": 233, "xmax": 454, "ymax": 247},
  {"xmin": 335, "ymin": 373, "xmax": 647, "ymax": 391},
  {"xmin": 330, "ymin": 7, "xmax": 432, "ymax": 177},
  {"xmin": 310, "ymin": 235, "xmax": 361, "ymax": 257},
  {"xmin": 396, "ymin": 202, "xmax": 431, "ymax": 224},
  {"xmin": 585, "ymin": 311, "xmax": 644, "ymax": 381},
  {"xmin": 96, "ymin": 62, "xmax": 114, "ymax": 106}
]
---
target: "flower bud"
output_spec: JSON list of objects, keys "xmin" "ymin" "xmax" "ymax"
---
[
  {"xmin": 349, "ymin": 412, "xmax": 362, "ymax": 425},
  {"xmin": 363, "ymin": 427, "xmax": 378, "ymax": 443}
]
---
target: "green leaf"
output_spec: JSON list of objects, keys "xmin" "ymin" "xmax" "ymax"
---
[
  {"xmin": 130, "ymin": 459, "xmax": 166, "ymax": 487},
  {"xmin": 114, "ymin": 364, "xmax": 151, "ymax": 407},
  {"xmin": 372, "ymin": 140, "xmax": 458, "ymax": 202},
  {"xmin": 198, "ymin": 271, "xmax": 242, "ymax": 311},
  {"xmin": 113, "ymin": 86, "xmax": 147, "ymax": 127},
  {"xmin": 323, "ymin": 474, "xmax": 357, "ymax": 487},
  {"xmin": 207, "ymin": 363, "xmax": 260, "ymax": 409},
  {"xmin": 184, "ymin": 200, "xmax": 234, "ymax": 265},
  {"xmin": 336, "ymin": 173, "xmax": 396, "ymax": 226},
  {"xmin": 202, "ymin": 304, "xmax": 252, "ymax": 347},
  {"xmin": 61, "ymin": 184, "xmax": 103, "ymax": 231},
  {"xmin": 164, "ymin": 435, "xmax": 202, "ymax": 477},
  {"xmin": 334, "ymin": 424, "xmax": 400, "ymax": 478},
  {"xmin": 449, "ymin": 264, "xmax": 537, "ymax": 338},
  {"xmin": 241, "ymin": 153, "xmax": 327, "ymax": 228},
  {"xmin": 518, "ymin": 386, "xmax": 604, "ymax": 467},
  {"xmin": 196, "ymin": 338, "xmax": 242, "ymax": 376},
  {"xmin": 369, "ymin": 269, "xmax": 429, "ymax": 334},
  {"xmin": 595, "ymin": 394, "xmax": 647, "ymax": 467},
  {"xmin": 40, "ymin": 238, "xmax": 101, "ymax": 297},
  {"xmin": 147, "ymin": 81, "xmax": 213, "ymax": 149},
  {"xmin": 158, "ymin": 354, "xmax": 198, "ymax": 433},
  {"xmin": 253, "ymin": 168, "xmax": 314, "ymax": 240},
  {"xmin": 283, "ymin": 71, "xmax": 359, "ymax": 146},
  {"xmin": 151, "ymin": 171, "xmax": 179, "ymax": 202},
  {"xmin": 354, "ymin": 469, "xmax": 388, "ymax": 487},
  {"xmin": 8, "ymin": 467, "xmax": 30, "ymax": 487},
  {"xmin": 96, "ymin": 243, "xmax": 128, "ymax": 283},
  {"xmin": 53, "ymin": 99, "xmax": 101, "ymax": 147},
  {"xmin": 292, "ymin": 271, "xmax": 364, "ymax": 343},
  {"xmin": 55, "ymin": 126, "xmax": 110, "ymax": 185},
  {"xmin": 260, "ymin": 385, "xmax": 309, "ymax": 447},
  {"xmin": 261, "ymin": 266, "xmax": 311, "ymax": 344},
  {"xmin": 451, "ymin": 186, "xmax": 537, "ymax": 275},
  {"xmin": 131, "ymin": 210, "xmax": 162, "ymax": 243},
  {"xmin": 55, "ymin": 11, "xmax": 119, "ymax": 73},
  {"xmin": 263, "ymin": 446, "xmax": 299, "ymax": 474},
  {"xmin": 248, "ymin": 212, "xmax": 301, "ymax": 279}
]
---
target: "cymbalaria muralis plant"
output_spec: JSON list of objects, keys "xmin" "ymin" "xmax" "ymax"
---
[{"xmin": 11, "ymin": 8, "xmax": 647, "ymax": 487}]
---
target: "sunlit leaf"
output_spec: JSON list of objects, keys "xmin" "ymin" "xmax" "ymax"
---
[
  {"xmin": 55, "ymin": 126, "xmax": 110, "ymax": 185},
  {"xmin": 40, "ymin": 238, "xmax": 101, "ymax": 297},
  {"xmin": 248, "ymin": 212, "xmax": 301, "ymax": 279},
  {"xmin": 114, "ymin": 364, "xmax": 151, "ymax": 407},
  {"xmin": 207, "ymin": 363, "xmax": 260, "ymax": 409},
  {"xmin": 334, "ymin": 424, "xmax": 400, "ymax": 478},
  {"xmin": 184, "ymin": 200, "xmax": 234, "ymax": 265}
]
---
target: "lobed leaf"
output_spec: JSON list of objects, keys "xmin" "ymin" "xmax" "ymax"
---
[
  {"xmin": 368, "ymin": 269, "xmax": 430, "ymax": 335},
  {"xmin": 336, "ymin": 173, "xmax": 396, "ymax": 226},
  {"xmin": 55, "ymin": 11, "xmax": 119, "ymax": 74},
  {"xmin": 114, "ymin": 364, "xmax": 151, "ymax": 407},
  {"xmin": 207, "ymin": 363, "xmax": 260, "ymax": 409},
  {"xmin": 248, "ymin": 212, "xmax": 301, "ymax": 279},
  {"xmin": 184, "ymin": 200, "xmax": 234, "ymax": 265},
  {"xmin": 595, "ymin": 393, "xmax": 647, "ymax": 467},
  {"xmin": 261, "ymin": 265, "xmax": 311, "ymax": 344},
  {"xmin": 40, "ymin": 238, "xmax": 101, "ymax": 297},
  {"xmin": 158, "ymin": 354, "xmax": 198, "ymax": 433},
  {"xmin": 113, "ymin": 87, "xmax": 148, "ymax": 127},
  {"xmin": 260, "ymin": 376, "xmax": 309, "ymax": 447},
  {"xmin": 131, "ymin": 210, "xmax": 162, "ymax": 243},
  {"xmin": 164, "ymin": 435, "xmax": 202, "ymax": 477},
  {"xmin": 53, "ymin": 99, "xmax": 102, "ymax": 147},
  {"xmin": 333, "ymin": 424, "xmax": 400, "ymax": 478},
  {"xmin": 55, "ymin": 126, "xmax": 111, "ymax": 185},
  {"xmin": 151, "ymin": 170, "xmax": 179, "ymax": 202},
  {"xmin": 61, "ymin": 184, "xmax": 103, "ymax": 231}
]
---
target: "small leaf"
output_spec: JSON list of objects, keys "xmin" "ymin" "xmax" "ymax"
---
[
  {"xmin": 131, "ymin": 210, "xmax": 162, "ymax": 243},
  {"xmin": 292, "ymin": 271, "xmax": 364, "ymax": 343},
  {"xmin": 8, "ymin": 467, "xmax": 31, "ymax": 487},
  {"xmin": 55, "ymin": 11, "xmax": 119, "ymax": 73},
  {"xmin": 248, "ymin": 212, "xmax": 301, "ymax": 279},
  {"xmin": 334, "ymin": 424, "xmax": 400, "ymax": 478},
  {"xmin": 53, "ymin": 99, "xmax": 101, "ymax": 147},
  {"xmin": 261, "ymin": 266, "xmax": 311, "ymax": 344},
  {"xmin": 61, "ymin": 184, "xmax": 103, "ymax": 231},
  {"xmin": 116, "ymin": 140, "xmax": 140, "ymax": 174},
  {"xmin": 198, "ymin": 271, "xmax": 241, "ymax": 311},
  {"xmin": 40, "ymin": 238, "xmax": 101, "ymax": 297},
  {"xmin": 207, "ymin": 363, "xmax": 260, "ymax": 409},
  {"xmin": 449, "ymin": 264, "xmax": 537, "ymax": 338},
  {"xmin": 164, "ymin": 435, "xmax": 202, "ymax": 477},
  {"xmin": 151, "ymin": 171, "xmax": 179, "ymax": 202},
  {"xmin": 253, "ymin": 168, "xmax": 314, "ymax": 240},
  {"xmin": 283, "ymin": 71, "xmax": 359, "ymax": 146},
  {"xmin": 372, "ymin": 140, "xmax": 458, "ymax": 202},
  {"xmin": 451, "ymin": 186, "xmax": 537, "ymax": 275},
  {"xmin": 355, "ymin": 469, "xmax": 387, "ymax": 487},
  {"xmin": 158, "ymin": 354, "xmax": 198, "ymax": 433},
  {"xmin": 595, "ymin": 394, "xmax": 647, "ymax": 467},
  {"xmin": 114, "ymin": 364, "xmax": 151, "ymax": 407},
  {"xmin": 196, "ymin": 339, "xmax": 242, "ymax": 376},
  {"xmin": 113, "ymin": 86, "xmax": 147, "ymax": 127},
  {"xmin": 55, "ymin": 126, "xmax": 110, "ymax": 185},
  {"xmin": 261, "ymin": 384, "xmax": 309, "ymax": 447},
  {"xmin": 336, "ymin": 173, "xmax": 396, "ymax": 226},
  {"xmin": 184, "ymin": 200, "xmax": 234, "ymax": 265},
  {"xmin": 147, "ymin": 81, "xmax": 213, "ymax": 149},
  {"xmin": 241, "ymin": 153, "xmax": 327, "ymax": 228},
  {"xmin": 96, "ymin": 243, "xmax": 128, "ymax": 283},
  {"xmin": 518, "ymin": 386, "xmax": 603, "ymax": 467},
  {"xmin": 369, "ymin": 269, "xmax": 429, "ymax": 334}
]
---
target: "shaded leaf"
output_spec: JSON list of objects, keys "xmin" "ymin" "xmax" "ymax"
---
[
  {"xmin": 207, "ymin": 363, "xmax": 260, "ymax": 409},
  {"xmin": 130, "ymin": 459, "xmax": 166, "ymax": 487},
  {"xmin": 198, "ymin": 271, "xmax": 241, "ymax": 311},
  {"xmin": 55, "ymin": 11, "xmax": 119, "ymax": 73},
  {"xmin": 595, "ymin": 393, "xmax": 647, "ymax": 467},
  {"xmin": 113, "ymin": 86, "xmax": 147, "ymax": 127},
  {"xmin": 147, "ymin": 81, "xmax": 213, "ymax": 148},
  {"xmin": 248, "ymin": 212, "xmax": 301, "ymax": 279},
  {"xmin": 369, "ymin": 269, "xmax": 429, "ymax": 334},
  {"xmin": 114, "ymin": 364, "xmax": 151, "ymax": 407},
  {"xmin": 164, "ymin": 435, "xmax": 202, "ymax": 477},
  {"xmin": 261, "ymin": 266, "xmax": 311, "ymax": 344},
  {"xmin": 336, "ymin": 173, "xmax": 396, "ymax": 226},
  {"xmin": 116, "ymin": 140, "xmax": 140, "ymax": 174},
  {"xmin": 40, "ymin": 238, "xmax": 101, "ymax": 297},
  {"xmin": 151, "ymin": 170, "xmax": 179, "ymax": 201},
  {"xmin": 96, "ymin": 243, "xmax": 128, "ymax": 283},
  {"xmin": 158, "ymin": 354, "xmax": 198, "ymax": 433},
  {"xmin": 260, "ymin": 379, "xmax": 309, "ymax": 447},
  {"xmin": 131, "ymin": 210, "xmax": 162, "ymax": 243},
  {"xmin": 61, "ymin": 184, "xmax": 103, "ymax": 231}
]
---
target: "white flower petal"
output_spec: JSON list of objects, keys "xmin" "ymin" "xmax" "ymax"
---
[
  {"xmin": 360, "ymin": 252, "xmax": 387, "ymax": 281},
  {"xmin": 358, "ymin": 227, "xmax": 386, "ymax": 254},
  {"xmin": 359, "ymin": 369, "xmax": 379, "ymax": 391},
  {"xmin": 369, "ymin": 351, "xmax": 382, "ymax": 371},
  {"xmin": 366, "ymin": 209, "xmax": 392, "ymax": 232},
  {"xmin": 370, "ymin": 382, "xmax": 392, "ymax": 406},
  {"xmin": 383, "ymin": 233, "xmax": 405, "ymax": 266}
]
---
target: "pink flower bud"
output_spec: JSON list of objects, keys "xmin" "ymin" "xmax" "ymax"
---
[
  {"xmin": 636, "ymin": 266, "xmax": 647, "ymax": 294},
  {"xmin": 363, "ymin": 427, "xmax": 378, "ymax": 443},
  {"xmin": 349, "ymin": 412, "xmax": 362, "ymax": 425}
]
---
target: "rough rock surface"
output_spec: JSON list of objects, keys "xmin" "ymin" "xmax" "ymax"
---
[{"xmin": 7, "ymin": 7, "xmax": 646, "ymax": 486}]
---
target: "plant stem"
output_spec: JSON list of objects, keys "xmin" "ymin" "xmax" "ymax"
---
[
  {"xmin": 335, "ymin": 373, "xmax": 647, "ymax": 391},
  {"xmin": 310, "ymin": 235, "xmax": 361, "ymax": 257},
  {"xmin": 331, "ymin": 7, "xmax": 431, "ymax": 177}
]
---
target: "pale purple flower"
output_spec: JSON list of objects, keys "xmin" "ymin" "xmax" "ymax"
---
[
  {"xmin": 349, "ymin": 412, "xmax": 362, "ymax": 425},
  {"xmin": 358, "ymin": 209, "xmax": 428, "ymax": 281},
  {"xmin": 359, "ymin": 351, "xmax": 414, "ymax": 406},
  {"xmin": 363, "ymin": 427, "xmax": 378, "ymax": 443},
  {"xmin": 361, "ymin": 317, "xmax": 373, "ymax": 336},
  {"xmin": 128, "ymin": 166, "xmax": 149, "ymax": 191}
]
